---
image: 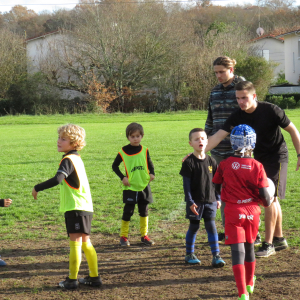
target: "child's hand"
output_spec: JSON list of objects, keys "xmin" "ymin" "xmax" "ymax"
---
[
  {"xmin": 32, "ymin": 188, "xmax": 38, "ymax": 199},
  {"xmin": 217, "ymin": 201, "xmax": 221, "ymax": 209},
  {"xmin": 4, "ymin": 199, "xmax": 12, "ymax": 207},
  {"xmin": 190, "ymin": 203, "xmax": 199, "ymax": 215},
  {"xmin": 149, "ymin": 174, "xmax": 155, "ymax": 182},
  {"xmin": 122, "ymin": 177, "xmax": 130, "ymax": 187}
]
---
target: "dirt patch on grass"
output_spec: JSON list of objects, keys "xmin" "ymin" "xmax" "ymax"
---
[{"xmin": 0, "ymin": 223, "xmax": 299, "ymax": 300}]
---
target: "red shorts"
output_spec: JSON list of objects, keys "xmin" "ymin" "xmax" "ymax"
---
[{"xmin": 224, "ymin": 203, "xmax": 261, "ymax": 245}]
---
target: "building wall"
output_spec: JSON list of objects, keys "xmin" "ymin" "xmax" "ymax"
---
[
  {"xmin": 284, "ymin": 34, "xmax": 300, "ymax": 85},
  {"xmin": 253, "ymin": 38, "xmax": 285, "ymax": 76},
  {"xmin": 26, "ymin": 33, "xmax": 86, "ymax": 100}
]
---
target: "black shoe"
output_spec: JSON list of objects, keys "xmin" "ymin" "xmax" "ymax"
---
[
  {"xmin": 78, "ymin": 275, "xmax": 102, "ymax": 287},
  {"xmin": 218, "ymin": 232, "xmax": 225, "ymax": 242},
  {"xmin": 120, "ymin": 236, "xmax": 130, "ymax": 246},
  {"xmin": 141, "ymin": 235, "xmax": 155, "ymax": 246},
  {"xmin": 58, "ymin": 277, "xmax": 78, "ymax": 289},
  {"xmin": 255, "ymin": 241, "xmax": 275, "ymax": 258},
  {"xmin": 254, "ymin": 232, "xmax": 262, "ymax": 246},
  {"xmin": 272, "ymin": 237, "xmax": 288, "ymax": 251}
]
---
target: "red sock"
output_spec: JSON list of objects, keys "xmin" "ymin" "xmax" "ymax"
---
[
  {"xmin": 245, "ymin": 260, "xmax": 256, "ymax": 286},
  {"xmin": 232, "ymin": 264, "xmax": 247, "ymax": 297}
]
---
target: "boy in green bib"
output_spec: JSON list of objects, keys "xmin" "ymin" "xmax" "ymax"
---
[
  {"xmin": 32, "ymin": 124, "xmax": 101, "ymax": 290},
  {"xmin": 112, "ymin": 123, "xmax": 155, "ymax": 246}
]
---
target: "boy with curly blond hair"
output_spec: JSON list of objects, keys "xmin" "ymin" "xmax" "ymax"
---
[{"xmin": 32, "ymin": 124, "xmax": 101, "ymax": 290}]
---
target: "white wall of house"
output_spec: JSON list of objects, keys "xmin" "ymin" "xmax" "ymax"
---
[
  {"xmin": 253, "ymin": 38, "xmax": 285, "ymax": 76},
  {"xmin": 283, "ymin": 33, "xmax": 300, "ymax": 85},
  {"xmin": 27, "ymin": 32, "xmax": 61, "ymax": 73},
  {"xmin": 26, "ymin": 32, "xmax": 86, "ymax": 99}
]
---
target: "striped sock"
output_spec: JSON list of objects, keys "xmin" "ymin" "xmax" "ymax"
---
[{"xmin": 204, "ymin": 219, "xmax": 219, "ymax": 256}]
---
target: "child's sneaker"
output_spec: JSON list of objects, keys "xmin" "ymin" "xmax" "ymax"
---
[
  {"xmin": 58, "ymin": 277, "xmax": 78, "ymax": 289},
  {"xmin": 0, "ymin": 257, "xmax": 7, "ymax": 266},
  {"xmin": 78, "ymin": 275, "xmax": 102, "ymax": 287},
  {"xmin": 238, "ymin": 294, "xmax": 249, "ymax": 300},
  {"xmin": 212, "ymin": 254, "xmax": 225, "ymax": 268},
  {"xmin": 255, "ymin": 241, "xmax": 275, "ymax": 258},
  {"xmin": 120, "ymin": 236, "xmax": 130, "ymax": 246},
  {"xmin": 272, "ymin": 237, "xmax": 288, "ymax": 251},
  {"xmin": 185, "ymin": 253, "xmax": 201, "ymax": 264},
  {"xmin": 141, "ymin": 235, "xmax": 155, "ymax": 246},
  {"xmin": 254, "ymin": 232, "xmax": 262, "ymax": 245},
  {"xmin": 246, "ymin": 275, "xmax": 256, "ymax": 294}
]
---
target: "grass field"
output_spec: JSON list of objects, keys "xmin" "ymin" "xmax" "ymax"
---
[{"xmin": 0, "ymin": 110, "xmax": 299, "ymax": 246}]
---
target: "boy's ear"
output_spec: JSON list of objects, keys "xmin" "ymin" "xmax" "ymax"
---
[{"xmin": 189, "ymin": 141, "xmax": 192, "ymax": 147}]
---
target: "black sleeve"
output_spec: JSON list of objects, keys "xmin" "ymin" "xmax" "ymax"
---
[
  {"xmin": 223, "ymin": 112, "xmax": 238, "ymax": 133},
  {"xmin": 112, "ymin": 153, "xmax": 126, "ymax": 180},
  {"xmin": 273, "ymin": 104, "xmax": 291, "ymax": 128},
  {"xmin": 205, "ymin": 95, "xmax": 213, "ymax": 137},
  {"xmin": 0, "ymin": 199, "xmax": 4, "ymax": 207},
  {"xmin": 34, "ymin": 172, "xmax": 66, "ymax": 192},
  {"xmin": 58, "ymin": 157, "xmax": 75, "ymax": 178},
  {"xmin": 259, "ymin": 187, "xmax": 271, "ymax": 207},
  {"xmin": 147, "ymin": 150, "xmax": 155, "ymax": 175},
  {"xmin": 35, "ymin": 157, "xmax": 75, "ymax": 192},
  {"xmin": 179, "ymin": 160, "xmax": 192, "ymax": 178},
  {"xmin": 183, "ymin": 176, "xmax": 194, "ymax": 207}
]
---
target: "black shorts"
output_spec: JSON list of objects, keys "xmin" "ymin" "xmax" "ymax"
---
[
  {"xmin": 64, "ymin": 210, "xmax": 93, "ymax": 236},
  {"xmin": 263, "ymin": 162, "xmax": 287, "ymax": 199},
  {"xmin": 186, "ymin": 201, "xmax": 217, "ymax": 221},
  {"xmin": 123, "ymin": 184, "xmax": 153, "ymax": 204}
]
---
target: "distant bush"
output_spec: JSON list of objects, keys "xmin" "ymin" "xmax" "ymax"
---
[
  {"xmin": 266, "ymin": 95, "xmax": 297, "ymax": 109},
  {"xmin": 0, "ymin": 73, "xmax": 97, "ymax": 115}
]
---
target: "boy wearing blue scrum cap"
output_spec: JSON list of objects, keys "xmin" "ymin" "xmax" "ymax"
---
[
  {"xmin": 213, "ymin": 124, "xmax": 273, "ymax": 300},
  {"xmin": 180, "ymin": 128, "xmax": 225, "ymax": 267}
]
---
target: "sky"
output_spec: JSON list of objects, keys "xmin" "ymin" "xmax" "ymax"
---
[{"xmin": 0, "ymin": 0, "xmax": 300, "ymax": 14}]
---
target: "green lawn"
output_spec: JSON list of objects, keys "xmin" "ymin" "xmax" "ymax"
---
[{"xmin": 0, "ymin": 110, "xmax": 299, "ymax": 246}]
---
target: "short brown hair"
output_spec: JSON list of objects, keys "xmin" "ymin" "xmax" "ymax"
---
[
  {"xmin": 58, "ymin": 124, "xmax": 86, "ymax": 151},
  {"xmin": 234, "ymin": 81, "xmax": 256, "ymax": 94},
  {"xmin": 189, "ymin": 128, "xmax": 205, "ymax": 140},
  {"xmin": 126, "ymin": 122, "xmax": 144, "ymax": 138},
  {"xmin": 213, "ymin": 56, "xmax": 236, "ymax": 69}
]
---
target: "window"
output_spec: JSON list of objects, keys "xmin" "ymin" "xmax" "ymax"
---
[{"xmin": 262, "ymin": 49, "xmax": 269, "ymax": 61}]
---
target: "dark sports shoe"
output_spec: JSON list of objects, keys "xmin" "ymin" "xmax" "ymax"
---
[
  {"xmin": 255, "ymin": 241, "xmax": 275, "ymax": 258},
  {"xmin": 78, "ymin": 275, "xmax": 102, "ymax": 287},
  {"xmin": 218, "ymin": 232, "xmax": 225, "ymax": 242},
  {"xmin": 212, "ymin": 254, "xmax": 225, "ymax": 268},
  {"xmin": 141, "ymin": 235, "xmax": 155, "ymax": 246},
  {"xmin": 254, "ymin": 232, "xmax": 262, "ymax": 246},
  {"xmin": 273, "ymin": 237, "xmax": 288, "ymax": 251},
  {"xmin": 120, "ymin": 236, "xmax": 130, "ymax": 246},
  {"xmin": 0, "ymin": 257, "xmax": 7, "ymax": 266},
  {"xmin": 58, "ymin": 277, "xmax": 78, "ymax": 289}
]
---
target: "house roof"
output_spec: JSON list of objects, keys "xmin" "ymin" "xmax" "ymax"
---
[
  {"xmin": 25, "ymin": 30, "xmax": 61, "ymax": 43},
  {"xmin": 276, "ymin": 28, "xmax": 300, "ymax": 38},
  {"xmin": 250, "ymin": 34, "xmax": 284, "ymax": 43}
]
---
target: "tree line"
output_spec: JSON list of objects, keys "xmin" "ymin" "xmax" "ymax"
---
[{"xmin": 0, "ymin": 0, "xmax": 298, "ymax": 114}]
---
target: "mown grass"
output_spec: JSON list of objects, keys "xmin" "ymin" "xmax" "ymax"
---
[{"xmin": 0, "ymin": 110, "xmax": 299, "ymax": 246}]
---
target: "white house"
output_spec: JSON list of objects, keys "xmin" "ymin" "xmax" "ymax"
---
[
  {"xmin": 276, "ymin": 29, "xmax": 300, "ymax": 85},
  {"xmin": 26, "ymin": 30, "xmax": 85, "ymax": 99},
  {"xmin": 251, "ymin": 34, "xmax": 285, "ymax": 77}
]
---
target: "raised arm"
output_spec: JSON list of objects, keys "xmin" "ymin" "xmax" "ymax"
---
[
  {"xmin": 283, "ymin": 122, "xmax": 300, "ymax": 171},
  {"xmin": 206, "ymin": 129, "xmax": 230, "ymax": 153}
]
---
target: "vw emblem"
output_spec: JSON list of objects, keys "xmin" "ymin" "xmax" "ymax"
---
[{"xmin": 232, "ymin": 162, "xmax": 240, "ymax": 170}]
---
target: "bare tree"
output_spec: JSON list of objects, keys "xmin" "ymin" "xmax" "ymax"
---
[{"xmin": 0, "ymin": 29, "xmax": 26, "ymax": 98}]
